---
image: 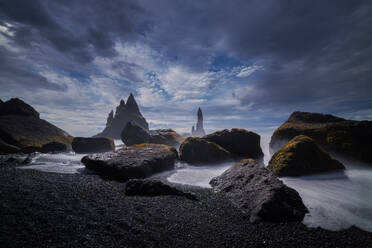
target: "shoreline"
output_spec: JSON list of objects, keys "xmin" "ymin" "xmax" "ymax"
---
[{"xmin": 1, "ymin": 165, "xmax": 371, "ymax": 247}]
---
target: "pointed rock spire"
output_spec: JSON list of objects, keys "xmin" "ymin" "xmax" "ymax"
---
[
  {"xmin": 126, "ymin": 93, "xmax": 140, "ymax": 113},
  {"xmin": 106, "ymin": 110, "xmax": 114, "ymax": 127},
  {"xmin": 191, "ymin": 107, "xmax": 205, "ymax": 136}
]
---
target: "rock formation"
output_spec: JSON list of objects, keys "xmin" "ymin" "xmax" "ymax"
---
[
  {"xmin": 72, "ymin": 137, "xmax": 115, "ymax": 153},
  {"xmin": 268, "ymin": 135, "xmax": 345, "ymax": 177},
  {"xmin": 0, "ymin": 98, "xmax": 73, "ymax": 152},
  {"xmin": 95, "ymin": 93, "xmax": 149, "ymax": 139},
  {"xmin": 203, "ymin": 128, "xmax": 263, "ymax": 158},
  {"xmin": 191, "ymin": 107, "xmax": 205, "ymax": 136},
  {"xmin": 179, "ymin": 137, "xmax": 231, "ymax": 164},
  {"xmin": 121, "ymin": 122, "xmax": 183, "ymax": 147},
  {"xmin": 81, "ymin": 143, "xmax": 178, "ymax": 181},
  {"xmin": 210, "ymin": 159, "xmax": 308, "ymax": 223},
  {"xmin": 270, "ymin": 111, "xmax": 372, "ymax": 164}
]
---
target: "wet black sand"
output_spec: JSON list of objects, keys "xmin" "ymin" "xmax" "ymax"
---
[{"xmin": 1, "ymin": 165, "xmax": 371, "ymax": 248}]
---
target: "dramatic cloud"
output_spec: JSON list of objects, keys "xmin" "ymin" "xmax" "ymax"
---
[{"xmin": 1, "ymin": 0, "xmax": 371, "ymax": 136}]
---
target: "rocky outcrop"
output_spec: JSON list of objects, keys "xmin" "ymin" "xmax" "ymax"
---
[
  {"xmin": 121, "ymin": 122, "xmax": 183, "ymax": 147},
  {"xmin": 268, "ymin": 135, "xmax": 345, "ymax": 177},
  {"xmin": 0, "ymin": 98, "xmax": 73, "ymax": 150},
  {"xmin": 203, "ymin": 128, "xmax": 263, "ymax": 158},
  {"xmin": 72, "ymin": 137, "xmax": 115, "ymax": 153},
  {"xmin": 270, "ymin": 111, "xmax": 372, "ymax": 164},
  {"xmin": 0, "ymin": 138, "xmax": 20, "ymax": 155},
  {"xmin": 210, "ymin": 159, "xmax": 308, "ymax": 223},
  {"xmin": 125, "ymin": 179, "xmax": 198, "ymax": 200},
  {"xmin": 81, "ymin": 143, "xmax": 178, "ymax": 181},
  {"xmin": 40, "ymin": 142, "xmax": 68, "ymax": 153},
  {"xmin": 95, "ymin": 93, "xmax": 149, "ymax": 139},
  {"xmin": 191, "ymin": 107, "xmax": 205, "ymax": 136},
  {"xmin": 179, "ymin": 137, "xmax": 231, "ymax": 164}
]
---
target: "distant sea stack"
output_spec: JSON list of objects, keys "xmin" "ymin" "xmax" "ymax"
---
[
  {"xmin": 191, "ymin": 107, "xmax": 205, "ymax": 136},
  {"xmin": 0, "ymin": 98, "xmax": 73, "ymax": 152},
  {"xmin": 94, "ymin": 93, "xmax": 149, "ymax": 139}
]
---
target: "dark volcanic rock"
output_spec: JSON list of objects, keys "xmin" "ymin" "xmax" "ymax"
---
[
  {"xmin": 72, "ymin": 137, "xmax": 115, "ymax": 153},
  {"xmin": 0, "ymin": 99, "xmax": 73, "ymax": 149},
  {"xmin": 0, "ymin": 138, "xmax": 20, "ymax": 154},
  {"xmin": 81, "ymin": 143, "xmax": 178, "ymax": 181},
  {"xmin": 20, "ymin": 146, "xmax": 41, "ymax": 154},
  {"xmin": 179, "ymin": 137, "xmax": 231, "ymax": 164},
  {"xmin": 203, "ymin": 128, "xmax": 263, "ymax": 158},
  {"xmin": 95, "ymin": 93, "xmax": 149, "ymax": 139},
  {"xmin": 210, "ymin": 159, "xmax": 308, "ymax": 223},
  {"xmin": 121, "ymin": 121, "xmax": 183, "ymax": 147},
  {"xmin": 268, "ymin": 135, "xmax": 345, "ymax": 177},
  {"xmin": 40, "ymin": 142, "xmax": 68, "ymax": 153},
  {"xmin": 270, "ymin": 111, "xmax": 372, "ymax": 164},
  {"xmin": 191, "ymin": 107, "xmax": 206, "ymax": 136},
  {"xmin": 125, "ymin": 179, "xmax": 198, "ymax": 200}
]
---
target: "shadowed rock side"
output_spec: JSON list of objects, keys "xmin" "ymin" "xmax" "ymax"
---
[
  {"xmin": 95, "ymin": 94, "xmax": 149, "ymax": 139},
  {"xmin": 121, "ymin": 122, "xmax": 183, "ymax": 147},
  {"xmin": 0, "ymin": 98, "xmax": 73, "ymax": 152},
  {"xmin": 72, "ymin": 137, "xmax": 115, "ymax": 153},
  {"xmin": 179, "ymin": 137, "xmax": 231, "ymax": 164},
  {"xmin": 40, "ymin": 142, "xmax": 68, "ymax": 153},
  {"xmin": 210, "ymin": 159, "xmax": 308, "ymax": 223},
  {"xmin": 125, "ymin": 179, "xmax": 198, "ymax": 201},
  {"xmin": 203, "ymin": 128, "xmax": 263, "ymax": 158},
  {"xmin": 0, "ymin": 138, "xmax": 20, "ymax": 154},
  {"xmin": 268, "ymin": 135, "xmax": 345, "ymax": 177},
  {"xmin": 81, "ymin": 143, "xmax": 178, "ymax": 181},
  {"xmin": 270, "ymin": 111, "xmax": 372, "ymax": 164}
]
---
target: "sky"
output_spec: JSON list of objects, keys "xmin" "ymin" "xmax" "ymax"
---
[{"xmin": 1, "ymin": 0, "xmax": 372, "ymax": 137}]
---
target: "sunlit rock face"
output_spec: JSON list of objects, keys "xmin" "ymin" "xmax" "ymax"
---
[
  {"xmin": 94, "ymin": 93, "xmax": 149, "ymax": 139},
  {"xmin": 270, "ymin": 111, "xmax": 372, "ymax": 164},
  {"xmin": 191, "ymin": 107, "xmax": 205, "ymax": 137}
]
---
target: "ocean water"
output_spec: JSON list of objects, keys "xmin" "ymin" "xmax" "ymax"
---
[{"xmin": 8, "ymin": 136, "xmax": 372, "ymax": 231}]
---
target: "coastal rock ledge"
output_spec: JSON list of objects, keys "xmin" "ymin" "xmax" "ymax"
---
[
  {"xmin": 210, "ymin": 159, "xmax": 308, "ymax": 223},
  {"xmin": 81, "ymin": 143, "xmax": 178, "ymax": 181}
]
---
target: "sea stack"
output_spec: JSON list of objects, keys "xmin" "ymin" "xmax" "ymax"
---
[
  {"xmin": 94, "ymin": 93, "xmax": 149, "ymax": 139},
  {"xmin": 191, "ymin": 107, "xmax": 205, "ymax": 136}
]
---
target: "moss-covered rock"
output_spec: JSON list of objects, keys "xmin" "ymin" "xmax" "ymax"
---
[
  {"xmin": 202, "ymin": 128, "xmax": 263, "ymax": 158},
  {"xmin": 268, "ymin": 135, "xmax": 345, "ymax": 177},
  {"xmin": 72, "ymin": 137, "xmax": 115, "ymax": 153},
  {"xmin": 270, "ymin": 111, "xmax": 372, "ymax": 164},
  {"xmin": 81, "ymin": 143, "xmax": 177, "ymax": 181},
  {"xmin": 179, "ymin": 137, "xmax": 231, "ymax": 164}
]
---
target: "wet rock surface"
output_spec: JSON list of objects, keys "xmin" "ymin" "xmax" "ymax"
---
[
  {"xmin": 203, "ymin": 128, "xmax": 263, "ymax": 158},
  {"xmin": 81, "ymin": 143, "xmax": 178, "ymax": 181},
  {"xmin": 0, "ymin": 165, "xmax": 371, "ymax": 248},
  {"xmin": 125, "ymin": 179, "xmax": 198, "ymax": 200},
  {"xmin": 270, "ymin": 111, "xmax": 372, "ymax": 164},
  {"xmin": 210, "ymin": 159, "xmax": 308, "ymax": 223},
  {"xmin": 72, "ymin": 137, "xmax": 115, "ymax": 153},
  {"xmin": 268, "ymin": 135, "xmax": 345, "ymax": 177},
  {"xmin": 179, "ymin": 137, "xmax": 231, "ymax": 164}
]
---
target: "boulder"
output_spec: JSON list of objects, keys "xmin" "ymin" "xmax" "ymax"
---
[
  {"xmin": 202, "ymin": 128, "xmax": 263, "ymax": 158},
  {"xmin": 40, "ymin": 142, "xmax": 68, "ymax": 153},
  {"xmin": 20, "ymin": 146, "xmax": 41, "ymax": 154},
  {"xmin": 125, "ymin": 179, "xmax": 197, "ymax": 200},
  {"xmin": 121, "ymin": 121, "xmax": 183, "ymax": 147},
  {"xmin": 0, "ymin": 98, "xmax": 73, "ymax": 148},
  {"xmin": 94, "ymin": 93, "xmax": 149, "ymax": 139},
  {"xmin": 268, "ymin": 135, "xmax": 345, "ymax": 177},
  {"xmin": 270, "ymin": 111, "xmax": 372, "ymax": 164},
  {"xmin": 72, "ymin": 137, "xmax": 115, "ymax": 153},
  {"xmin": 81, "ymin": 143, "xmax": 178, "ymax": 181},
  {"xmin": 0, "ymin": 138, "xmax": 20, "ymax": 155},
  {"xmin": 210, "ymin": 159, "xmax": 308, "ymax": 223},
  {"xmin": 179, "ymin": 137, "xmax": 231, "ymax": 164}
]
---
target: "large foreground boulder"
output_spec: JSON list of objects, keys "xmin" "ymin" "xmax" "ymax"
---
[
  {"xmin": 125, "ymin": 179, "xmax": 197, "ymax": 200},
  {"xmin": 179, "ymin": 137, "xmax": 231, "ymax": 164},
  {"xmin": 72, "ymin": 137, "xmax": 115, "ymax": 153},
  {"xmin": 81, "ymin": 143, "xmax": 178, "ymax": 181},
  {"xmin": 0, "ymin": 98, "xmax": 73, "ymax": 149},
  {"xmin": 268, "ymin": 135, "xmax": 345, "ymax": 177},
  {"xmin": 203, "ymin": 128, "xmax": 263, "ymax": 158},
  {"xmin": 270, "ymin": 111, "xmax": 372, "ymax": 164},
  {"xmin": 121, "ymin": 121, "xmax": 183, "ymax": 147},
  {"xmin": 210, "ymin": 159, "xmax": 308, "ymax": 223}
]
